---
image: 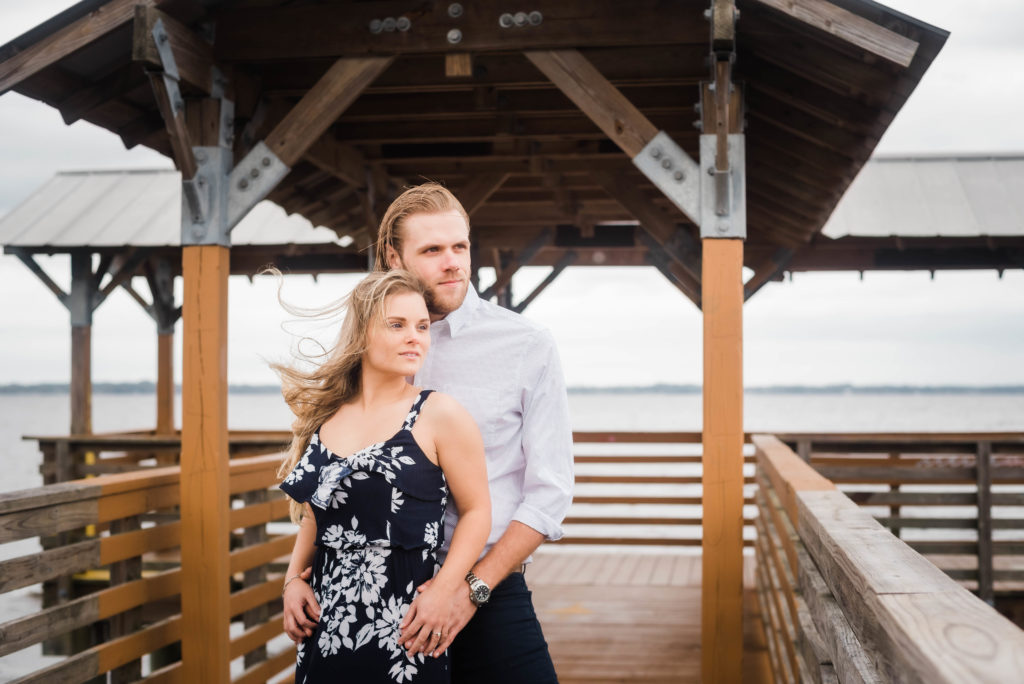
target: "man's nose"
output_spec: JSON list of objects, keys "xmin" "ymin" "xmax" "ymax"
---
[{"xmin": 441, "ymin": 249, "xmax": 460, "ymax": 271}]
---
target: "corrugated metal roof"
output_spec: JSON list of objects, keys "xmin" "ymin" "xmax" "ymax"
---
[
  {"xmin": 823, "ymin": 156, "xmax": 1024, "ymax": 238},
  {"xmin": 0, "ymin": 170, "xmax": 347, "ymax": 248}
]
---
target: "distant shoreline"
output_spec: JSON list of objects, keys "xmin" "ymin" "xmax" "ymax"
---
[{"xmin": 2, "ymin": 382, "xmax": 1023, "ymax": 395}]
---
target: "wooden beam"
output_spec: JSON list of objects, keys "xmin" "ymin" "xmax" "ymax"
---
[
  {"xmin": 213, "ymin": 1, "xmax": 707, "ymax": 61},
  {"xmin": 132, "ymin": 6, "xmax": 223, "ymax": 96},
  {"xmin": 156, "ymin": 333, "xmax": 175, "ymax": 439},
  {"xmin": 12, "ymin": 250, "xmax": 69, "ymax": 306},
  {"xmin": 642, "ymin": 238, "xmax": 702, "ymax": 309},
  {"xmin": 180, "ymin": 245, "xmax": 231, "ymax": 682},
  {"xmin": 744, "ymin": 248, "xmax": 797, "ymax": 301},
  {"xmin": 148, "ymin": 73, "xmax": 196, "ymax": 179},
  {"xmin": 591, "ymin": 170, "xmax": 701, "ymax": 280},
  {"xmin": 459, "ymin": 173, "xmax": 509, "ymax": 216},
  {"xmin": 701, "ymin": 239, "xmax": 745, "ymax": 683},
  {"xmin": 264, "ymin": 57, "xmax": 393, "ymax": 168},
  {"xmin": 0, "ymin": 0, "xmax": 152, "ymax": 95},
  {"xmin": 480, "ymin": 229, "xmax": 552, "ymax": 300},
  {"xmin": 71, "ymin": 326, "xmax": 92, "ymax": 436},
  {"xmin": 752, "ymin": 0, "xmax": 919, "ymax": 67},
  {"xmin": 513, "ymin": 251, "xmax": 576, "ymax": 313},
  {"xmin": 523, "ymin": 50, "xmax": 658, "ymax": 158},
  {"xmin": 304, "ymin": 136, "xmax": 371, "ymax": 189}
]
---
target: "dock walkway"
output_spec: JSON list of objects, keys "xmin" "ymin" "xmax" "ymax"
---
[{"xmin": 530, "ymin": 551, "xmax": 770, "ymax": 683}]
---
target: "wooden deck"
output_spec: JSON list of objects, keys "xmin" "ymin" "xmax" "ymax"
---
[{"xmin": 529, "ymin": 551, "xmax": 770, "ymax": 684}]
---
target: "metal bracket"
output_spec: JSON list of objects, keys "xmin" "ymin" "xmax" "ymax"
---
[
  {"xmin": 227, "ymin": 141, "xmax": 290, "ymax": 230},
  {"xmin": 182, "ymin": 146, "xmax": 232, "ymax": 246},
  {"xmin": 699, "ymin": 133, "xmax": 745, "ymax": 239},
  {"xmin": 151, "ymin": 19, "xmax": 179, "ymax": 81},
  {"xmin": 632, "ymin": 130, "xmax": 701, "ymax": 225}
]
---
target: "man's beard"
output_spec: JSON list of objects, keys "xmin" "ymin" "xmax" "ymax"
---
[{"xmin": 424, "ymin": 279, "xmax": 467, "ymax": 316}]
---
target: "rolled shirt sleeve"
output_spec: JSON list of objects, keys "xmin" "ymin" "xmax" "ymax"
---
[{"xmin": 512, "ymin": 329, "xmax": 575, "ymax": 541}]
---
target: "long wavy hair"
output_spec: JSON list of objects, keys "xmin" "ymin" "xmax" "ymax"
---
[{"xmin": 272, "ymin": 269, "xmax": 428, "ymax": 521}]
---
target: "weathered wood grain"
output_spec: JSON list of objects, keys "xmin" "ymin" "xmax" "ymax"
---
[{"xmin": 0, "ymin": 538, "xmax": 100, "ymax": 593}]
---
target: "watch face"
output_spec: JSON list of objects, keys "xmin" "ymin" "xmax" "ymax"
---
[{"xmin": 471, "ymin": 584, "xmax": 490, "ymax": 604}]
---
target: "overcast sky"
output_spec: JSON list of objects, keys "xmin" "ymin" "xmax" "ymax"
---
[{"xmin": 0, "ymin": 1, "xmax": 1022, "ymax": 389}]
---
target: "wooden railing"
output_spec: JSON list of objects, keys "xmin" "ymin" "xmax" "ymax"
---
[
  {"xmin": 563, "ymin": 431, "xmax": 755, "ymax": 546},
  {"xmin": 754, "ymin": 434, "xmax": 1024, "ymax": 684},
  {"xmin": 776, "ymin": 433, "xmax": 1024, "ymax": 600},
  {"xmin": 0, "ymin": 454, "xmax": 294, "ymax": 683}
]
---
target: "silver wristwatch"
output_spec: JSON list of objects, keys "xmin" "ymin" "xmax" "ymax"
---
[{"xmin": 465, "ymin": 570, "xmax": 491, "ymax": 607}]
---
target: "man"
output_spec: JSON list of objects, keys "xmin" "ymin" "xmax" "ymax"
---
[{"xmin": 382, "ymin": 182, "xmax": 574, "ymax": 683}]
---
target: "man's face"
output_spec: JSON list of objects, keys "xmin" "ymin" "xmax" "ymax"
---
[{"xmin": 387, "ymin": 210, "xmax": 471, "ymax": 320}]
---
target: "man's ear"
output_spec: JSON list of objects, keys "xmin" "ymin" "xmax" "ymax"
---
[{"xmin": 385, "ymin": 245, "xmax": 401, "ymax": 270}]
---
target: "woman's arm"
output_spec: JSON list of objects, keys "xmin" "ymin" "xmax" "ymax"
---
[
  {"xmin": 400, "ymin": 394, "xmax": 490, "ymax": 657},
  {"xmin": 282, "ymin": 504, "xmax": 321, "ymax": 642}
]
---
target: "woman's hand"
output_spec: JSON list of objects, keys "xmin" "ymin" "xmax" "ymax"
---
[
  {"xmin": 399, "ymin": 580, "xmax": 460, "ymax": 658},
  {"xmin": 282, "ymin": 566, "xmax": 320, "ymax": 643}
]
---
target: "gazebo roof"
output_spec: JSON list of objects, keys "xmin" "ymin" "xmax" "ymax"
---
[{"xmin": 0, "ymin": 0, "xmax": 949, "ymax": 281}]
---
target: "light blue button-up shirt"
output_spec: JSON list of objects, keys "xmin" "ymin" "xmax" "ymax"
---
[{"xmin": 415, "ymin": 286, "xmax": 574, "ymax": 559}]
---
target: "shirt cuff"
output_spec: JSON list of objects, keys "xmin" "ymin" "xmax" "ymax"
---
[{"xmin": 512, "ymin": 501, "xmax": 565, "ymax": 542}]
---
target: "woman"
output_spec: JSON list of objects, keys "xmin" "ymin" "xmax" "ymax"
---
[{"xmin": 276, "ymin": 270, "xmax": 490, "ymax": 683}]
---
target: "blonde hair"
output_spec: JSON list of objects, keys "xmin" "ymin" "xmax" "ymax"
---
[
  {"xmin": 373, "ymin": 182, "xmax": 470, "ymax": 271},
  {"xmin": 272, "ymin": 269, "xmax": 428, "ymax": 522}
]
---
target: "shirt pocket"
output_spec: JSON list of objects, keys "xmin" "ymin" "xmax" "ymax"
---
[{"xmin": 438, "ymin": 383, "xmax": 504, "ymax": 448}]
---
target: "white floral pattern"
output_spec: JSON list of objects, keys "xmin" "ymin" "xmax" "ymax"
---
[{"xmin": 281, "ymin": 390, "xmax": 449, "ymax": 683}]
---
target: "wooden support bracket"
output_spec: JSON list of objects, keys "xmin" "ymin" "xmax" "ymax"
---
[{"xmin": 513, "ymin": 251, "xmax": 577, "ymax": 313}]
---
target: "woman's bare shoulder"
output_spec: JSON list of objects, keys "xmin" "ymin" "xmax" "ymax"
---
[{"xmin": 422, "ymin": 391, "xmax": 474, "ymax": 426}]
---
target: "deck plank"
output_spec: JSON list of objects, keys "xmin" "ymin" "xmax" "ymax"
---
[{"xmin": 531, "ymin": 551, "xmax": 770, "ymax": 684}]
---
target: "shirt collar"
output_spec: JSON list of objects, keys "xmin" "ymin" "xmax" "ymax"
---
[{"xmin": 436, "ymin": 284, "xmax": 479, "ymax": 338}]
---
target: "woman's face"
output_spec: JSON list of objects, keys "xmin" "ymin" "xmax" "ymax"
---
[{"xmin": 363, "ymin": 290, "xmax": 431, "ymax": 377}]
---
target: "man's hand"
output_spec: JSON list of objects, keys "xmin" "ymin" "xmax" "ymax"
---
[
  {"xmin": 400, "ymin": 578, "xmax": 477, "ymax": 656},
  {"xmin": 282, "ymin": 566, "xmax": 320, "ymax": 643}
]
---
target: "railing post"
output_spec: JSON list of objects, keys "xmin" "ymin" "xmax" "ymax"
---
[
  {"xmin": 242, "ymin": 488, "xmax": 270, "ymax": 668},
  {"xmin": 109, "ymin": 515, "xmax": 143, "ymax": 683},
  {"xmin": 976, "ymin": 441, "xmax": 994, "ymax": 604},
  {"xmin": 889, "ymin": 451, "xmax": 902, "ymax": 539}
]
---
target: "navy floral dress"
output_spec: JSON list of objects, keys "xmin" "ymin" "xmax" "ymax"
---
[{"xmin": 280, "ymin": 390, "xmax": 449, "ymax": 683}]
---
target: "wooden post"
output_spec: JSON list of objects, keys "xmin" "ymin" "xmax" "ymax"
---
[
  {"xmin": 889, "ymin": 451, "xmax": 902, "ymax": 539},
  {"xmin": 156, "ymin": 332, "xmax": 175, "ymax": 431},
  {"xmin": 180, "ymin": 245, "xmax": 231, "ymax": 682},
  {"xmin": 70, "ymin": 252, "xmax": 93, "ymax": 436},
  {"xmin": 976, "ymin": 441, "xmax": 994, "ymax": 604},
  {"xmin": 701, "ymin": 238, "xmax": 745, "ymax": 683}
]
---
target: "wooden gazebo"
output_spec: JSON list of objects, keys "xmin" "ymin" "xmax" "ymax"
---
[{"xmin": 0, "ymin": 1, "xmax": 951, "ymax": 681}]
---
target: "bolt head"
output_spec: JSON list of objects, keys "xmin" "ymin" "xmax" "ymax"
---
[
  {"xmin": 674, "ymin": 170, "xmax": 685, "ymax": 182},
  {"xmin": 499, "ymin": 13, "xmax": 513, "ymax": 28},
  {"xmin": 369, "ymin": 18, "xmax": 383, "ymax": 33},
  {"xmin": 716, "ymin": 219, "xmax": 729, "ymax": 234},
  {"xmin": 447, "ymin": 28, "xmax": 463, "ymax": 44},
  {"xmin": 250, "ymin": 167, "xmax": 260, "ymax": 178},
  {"xmin": 707, "ymin": 166, "xmax": 715, "ymax": 176},
  {"xmin": 528, "ymin": 11, "xmax": 543, "ymax": 26},
  {"xmin": 513, "ymin": 11, "xmax": 528, "ymax": 27},
  {"xmin": 382, "ymin": 17, "xmax": 397, "ymax": 32},
  {"xmin": 661, "ymin": 158, "xmax": 673, "ymax": 170},
  {"xmin": 194, "ymin": 150, "xmax": 207, "ymax": 163},
  {"xmin": 396, "ymin": 16, "xmax": 411, "ymax": 31},
  {"xmin": 448, "ymin": 2, "xmax": 464, "ymax": 18},
  {"xmin": 261, "ymin": 157, "xmax": 271, "ymax": 167},
  {"xmin": 650, "ymin": 147, "xmax": 662, "ymax": 159},
  {"xmin": 239, "ymin": 178, "xmax": 249, "ymax": 190},
  {"xmin": 157, "ymin": 32, "xmax": 168, "ymax": 44}
]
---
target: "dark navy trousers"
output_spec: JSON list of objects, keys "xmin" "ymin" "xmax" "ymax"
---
[{"xmin": 450, "ymin": 572, "xmax": 559, "ymax": 684}]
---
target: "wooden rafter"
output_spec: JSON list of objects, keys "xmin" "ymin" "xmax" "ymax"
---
[
  {"xmin": 148, "ymin": 72, "xmax": 196, "ymax": 178},
  {"xmin": 524, "ymin": 50, "xmax": 658, "ymax": 159},
  {"xmin": 744, "ymin": 248, "xmax": 797, "ymax": 301},
  {"xmin": 480, "ymin": 228, "xmax": 552, "ymax": 300},
  {"xmin": 513, "ymin": 251, "xmax": 577, "ymax": 313},
  {"xmin": 458, "ymin": 173, "xmax": 509, "ymax": 216},
  {"xmin": 0, "ymin": 0, "xmax": 155, "ymax": 95},
  {"xmin": 265, "ymin": 57, "xmax": 394, "ymax": 168},
  {"xmin": 644, "ymin": 243, "xmax": 701, "ymax": 309},
  {"xmin": 11, "ymin": 250, "xmax": 69, "ymax": 306},
  {"xmin": 752, "ymin": 0, "xmax": 919, "ymax": 67}
]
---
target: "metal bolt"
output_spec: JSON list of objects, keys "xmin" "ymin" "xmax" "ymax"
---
[
  {"xmin": 157, "ymin": 31, "xmax": 168, "ymax": 44},
  {"xmin": 674, "ymin": 170, "xmax": 685, "ymax": 182},
  {"xmin": 528, "ymin": 10, "xmax": 543, "ymax": 26},
  {"xmin": 661, "ymin": 158, "xmax": 673, "ymax": 170},
  {"xmin": 707, "ymin": 166, "xmax": 715, "ymax": 176},
  {"xmin": 499, "ymin": 13, "xmax": 514, "ymax": 28},
  {"xmin": 650, "ymin": 147, "xmax": 662, "ymax": 159},
  {"xmin": 369, "ymin": 18, "xmax": 383, "ymax": 33},
  {"xmin": 447, "ymin": 28, "xmax": 463, "ymax": 44},
  {"xmin": 513, "ymin": 11, "xmax": 528, "ymax": 27},
  {"xmin": 194, "ymin": 150, "xmax": 207, "ymax": 163},
  {"xmin": 250, "ymin": 167, "xmax": 260, "ymax": 178},
  {"xmin": 382, "ymin": 17, "xmax": 397, "ymax": 32},
  {"xmin": 197, "ymin": 177, "xmax": 206, "ymax": 187},
  {"xmin": 191, "ymin": 224, "xmax": 205, "ymax": 238},
  {"xmin": 692, "ymin": 120, "xmax": 704, "ymax": 131},
  {"xmin": 261, "ymin": 156, "xmax": 271, "ymax": 167},
  {"xmin": 703, "ymin": 8, "xmax": 712, "ymax": 20},
  {"xmin": 396, "ymin": 16, "xmax": 411, "ymax": 31},
  {"xmin": 716, "ymin": 219, "xmax": 729, "ymax": 234},
  {"xmin": 238, "ymin": 178, "xmax": 249, "ymax": 190},
  {"xmin": 448, "ymin": 3, "xmax": 464, "ymax": 18}
]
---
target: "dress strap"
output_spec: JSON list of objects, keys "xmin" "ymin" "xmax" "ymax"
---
[{"xmin": 401, "ymin": 389, "xmax": 434, "ymax": 431}]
